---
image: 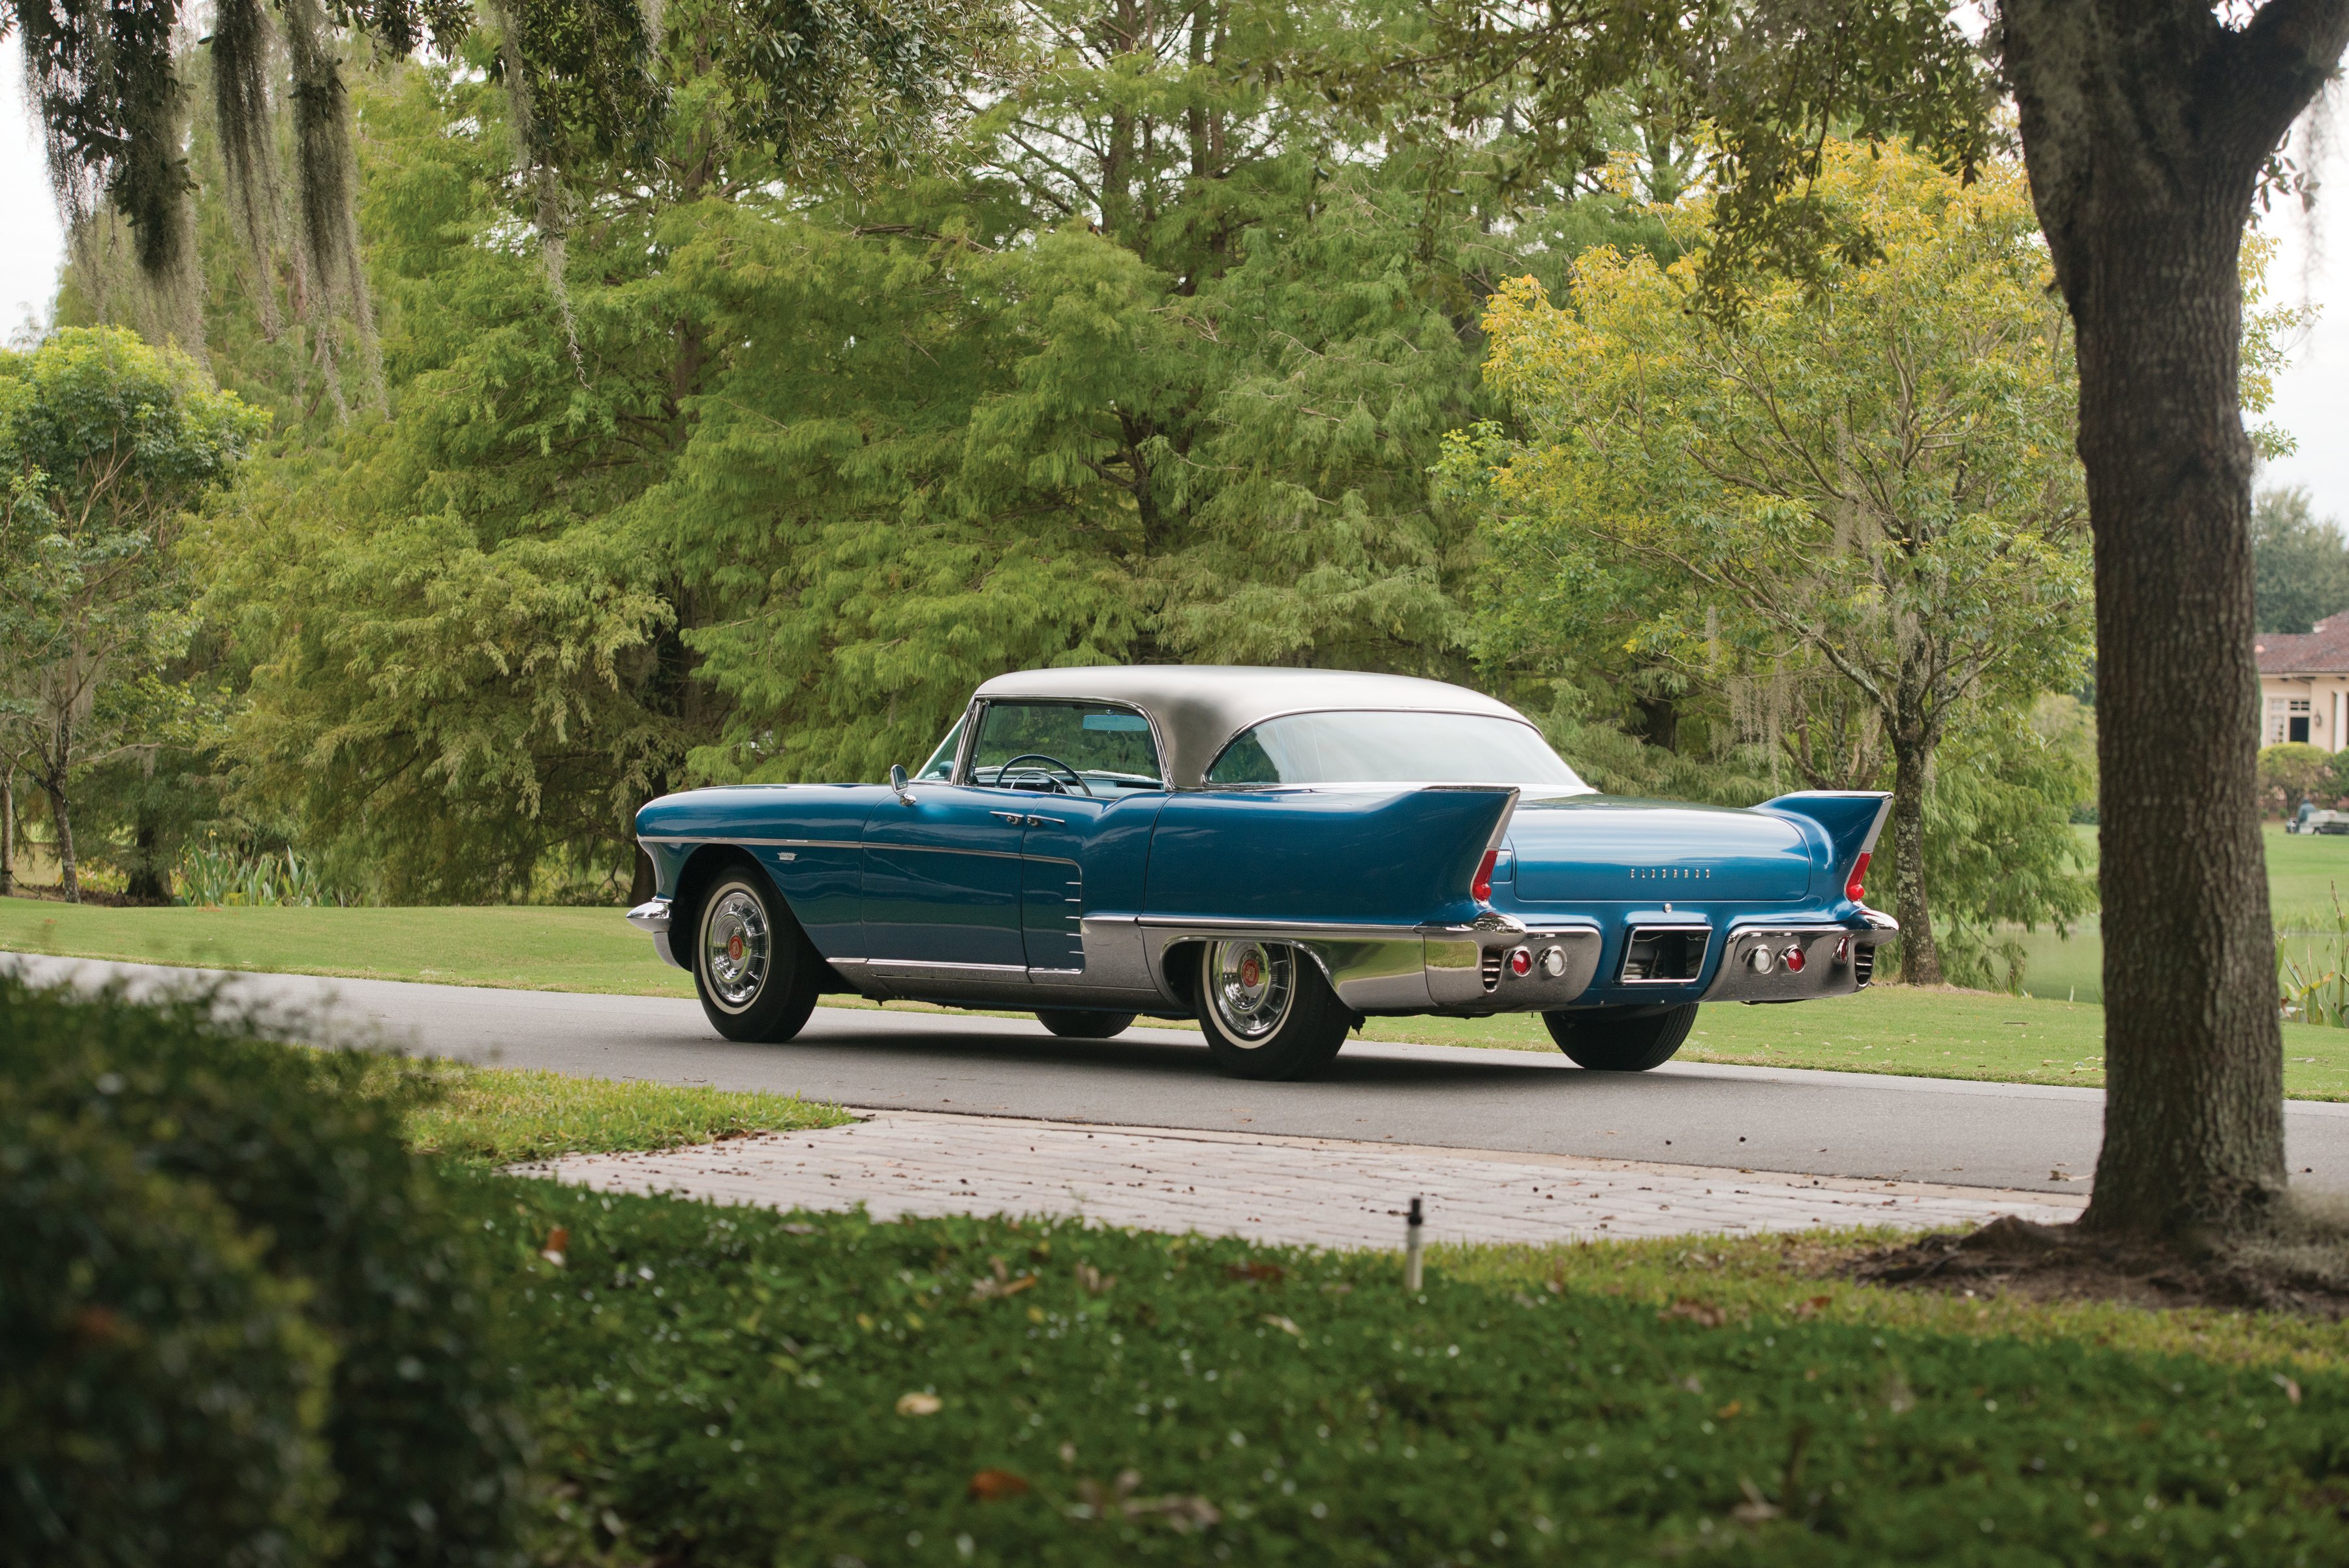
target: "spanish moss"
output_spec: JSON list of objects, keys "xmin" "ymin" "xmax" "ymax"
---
[
  {"xmin": 206, "ymin": 0, "xmax": 284, "ymax": 343},
  {"xmin": 281, "ymin": 0, "xmax": 384, "ymax": 410}
]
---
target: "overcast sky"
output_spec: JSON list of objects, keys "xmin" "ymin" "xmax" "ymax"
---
[{"xmin": 5, "ymin": 39, "xmax": 2349, "ymax": 517}]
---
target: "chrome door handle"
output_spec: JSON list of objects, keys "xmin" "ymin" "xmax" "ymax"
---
[
  {"xmin": 1025, "ymin": 815, "xmax": 1063, "ymax": 827},
  {"xmin": 990, "ymin": 810, "xmax": 1027, "ymax": 825}
]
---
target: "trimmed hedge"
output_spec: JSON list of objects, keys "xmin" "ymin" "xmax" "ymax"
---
[
  {"xmin": 0, "ymin": 975, "xmax": 525, "ymax": 1567},
  {"xmin": 2, "ymin": 1114, "xmax": 335, "ymax": 1566},
  {"xmin": 499, "ymin": 1189, "xmax": 2349, "ymax": 1567}
]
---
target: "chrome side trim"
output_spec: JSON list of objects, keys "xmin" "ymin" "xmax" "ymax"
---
[
  {"xmin": 638, "ymin": 835, "xmax": 835, "ymax": 848},
  {"xmin": 867, "ymin": 840, "xmax": 1025, "ymax": 862},
  {"xmin": 865, "ymin": 958, "xmax": 1031, "ymax": 974}
]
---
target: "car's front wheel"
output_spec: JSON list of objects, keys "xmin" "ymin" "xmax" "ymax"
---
[
  {"xmin": 1192, "ymin": 939, "xmax": 1350, "ymax": 1081},
  {"xmin": 691, "ymin": 866, "xmax": 823, "ymax": 1043},
  {"xmin": 1543, "ymin": 1004, "xmax": 1697, "ymax": 1071},
  {"xmin": 1036, "ymin": 1009, "xmax": 1137, "ymax": 1040}
]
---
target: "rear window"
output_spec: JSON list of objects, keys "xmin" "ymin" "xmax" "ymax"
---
[{"xmin": 1206, "ymin": 710, "xmax": 1589, "ymax": 790}]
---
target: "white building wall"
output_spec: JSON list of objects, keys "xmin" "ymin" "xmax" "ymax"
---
[{"xmin": 2261, "ymin": 675, "xmax": 2349, "ymax": 751}]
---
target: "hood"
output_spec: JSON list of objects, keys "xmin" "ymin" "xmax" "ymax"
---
[{"xmin": 1506, "ymin": 797, "xmax": 1814, "ymax": 903}]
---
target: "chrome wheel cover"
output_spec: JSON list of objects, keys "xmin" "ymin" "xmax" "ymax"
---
[
  {"xmin": 1206, "ymin": 939, "xmax": 1295, "ymax": 1045},
  {"xmin": 701, "ymin": 885, "xmax": 771, "ymax": 1012}
]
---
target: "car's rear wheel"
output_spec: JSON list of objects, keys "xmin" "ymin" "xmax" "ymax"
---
[
  {"xmin": 1036, "ymin": 1009, "xmax": 1137, "ymax": 1040},
  {"xmin": 1193, "ymin": 939, "xmax": 1349, "ymax": 1081},
  {"xmin": 692, "ymin": 866, "xmax": 822, "ymax": 1043},
  {"xmin": 1543, "ymin": 1004, "xmax": 1697, "ymax": 1071}
]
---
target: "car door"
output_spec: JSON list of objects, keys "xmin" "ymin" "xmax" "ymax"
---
[{"xmin": 861, "ymin": 782, "xmax": 1030, "ymax": 974}]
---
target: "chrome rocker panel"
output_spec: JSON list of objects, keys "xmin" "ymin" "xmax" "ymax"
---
[{"xmin": 1096, "ymin": 912, "xmax": 1605, "ymax": 1015}]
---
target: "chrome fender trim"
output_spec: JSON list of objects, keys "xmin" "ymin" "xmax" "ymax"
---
[{"xmin": 1125, "ymin": 917, "xmax": 1436, "ymax": 1009}]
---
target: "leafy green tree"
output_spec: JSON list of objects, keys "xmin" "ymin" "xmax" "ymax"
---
[
  {"xmin": 2252, "ymin": 485, "xmax": 2349, "ymax": 634},
  {"xmin": 1924, "ymin": 707, "xmax": 2098, "ymax": 991},
  {"xmin": 1472, "ymin": 142, "xmax": 2093, "ymax": 983},
  {"xmin": 172, "ymin": 1, "xmax": 1675, "ymax": 898},
  {"xmin": 2259, "ymin": 741, "xmax": 2333, "ymax": 817},
  {"xmin": 10, "ymin": 0, "xmax": 987, "ymax": 418},
  {"xmin": 0, "ymin": 328, "xmax": 264, "ymax": 900}
]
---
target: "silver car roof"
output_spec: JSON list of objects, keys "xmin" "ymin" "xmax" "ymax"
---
[{"xmin": 969, "ymin": 665, "xmax": 1535, "ymax": 789}]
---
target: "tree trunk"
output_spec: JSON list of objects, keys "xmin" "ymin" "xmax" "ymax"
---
[
  {"xmin": 1632, "ymin": 694, "xmax": 1678, "ymax": 753},
  {"xmin": 126, "ymin": 820, "xmax": 168, "ymax": 903},
  {"xmin": 44, "ymin": 780, "xmax": 79, "ymax": 903},
  {"xmin": 2002, "ymin": 0, "xmax": 2349, "ymax": 1240},
  {"xmin": 2070, "ymin": 210, "xmax": 2284, "ymax": 1238},
  {"xmin": 1887, "ymin": 735, "xmax": 1940, "ymax": 985},
  {"xmin": 629, "ymin": 844, "xmax": 657, "ymax": 906},
  {"xmin": 1, "ymin": 764, "xmax": 14, "ymax": 897}
]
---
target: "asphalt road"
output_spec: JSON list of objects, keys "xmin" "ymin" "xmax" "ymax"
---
[{"xmin": 13, "ymin": 951, "xmax": 2349, "ymax": 1196}]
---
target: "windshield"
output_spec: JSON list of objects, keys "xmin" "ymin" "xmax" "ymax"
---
[
  {"xmin": 1205, "ymin": 710, "xmax": 1591, "ymax": 792},
  {"xmin": 970, "ymin": 701, "xmax": 1165, "ymax": 792}
]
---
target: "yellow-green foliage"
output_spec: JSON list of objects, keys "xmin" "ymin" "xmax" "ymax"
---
[{"xmin": 1467, "ymin": 140, "xmax": 2098, "ymax": 964}]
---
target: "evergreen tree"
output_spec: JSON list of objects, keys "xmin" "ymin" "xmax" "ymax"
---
[{"xmin": 2251, "ymin": 485, "xmax": 2349, "ymax": 634}]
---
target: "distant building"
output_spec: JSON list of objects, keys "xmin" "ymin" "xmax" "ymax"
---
[{"xmin": 2256, "ymin": 613, "xmax": 2349, "ymax": 748}]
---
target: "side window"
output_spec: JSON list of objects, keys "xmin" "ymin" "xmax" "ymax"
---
[
  {"xmin": 1205, "ymin": 728, "xmax": 1280, "ymax": 785},
  {"xmin": 915, "ymin": 715, "xmax": 966, "ymax": 780},
  {"xmin": 971, "ymin": 702, "xmax": 1163, "ymax": 791}
]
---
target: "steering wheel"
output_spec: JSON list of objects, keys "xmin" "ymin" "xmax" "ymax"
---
[{"xmin": 994, "ymin": 753, "xmax": 1094, "ymax": 797}]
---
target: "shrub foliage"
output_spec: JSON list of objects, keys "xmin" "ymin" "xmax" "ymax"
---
[
  {"xmin": 497, "ymin": 1190, "xmax": 2349, "ymax": 1565},
  {"xmin": 0, "ymin": 974, "xmax": 526, "ymax": 1566}
]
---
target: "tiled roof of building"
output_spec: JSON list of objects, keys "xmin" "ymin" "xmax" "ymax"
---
[{"xmin": 2257, "ymin": 613, "xmax": 2349, "ymax": 674}]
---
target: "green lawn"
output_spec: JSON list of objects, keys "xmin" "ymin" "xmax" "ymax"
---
[
  {"xmin": 14, "ymin": 892, "xmax": 2349, "ymax": 1098},
  {"xmin": 0, "ymin": 895, "xmax": 696, "ymax": 996},
  {"xmin": 402, "ymin": 1062, "xmax": 850, "ymax": 1166},
  {"xmin": 493, "ymin": 1189, "xmax": 2349, "ymax": 1566},
  {"xmin": 2005, "ymin": 825, "xmax": 2349, "ymax": 1007}
]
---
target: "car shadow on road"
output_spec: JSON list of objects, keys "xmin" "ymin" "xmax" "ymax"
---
[{"xmin": 771, "ymin": 1015, "xmax": 1729, "ymax": 1094}]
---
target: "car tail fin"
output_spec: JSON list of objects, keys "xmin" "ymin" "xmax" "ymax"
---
[{"xmin": 1755, "ymin": 791, "xmax": 1891, "ymax": 901}]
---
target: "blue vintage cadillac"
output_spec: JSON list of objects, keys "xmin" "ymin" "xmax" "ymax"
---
[{"xmin": 626, "ymin": 667, "xmax": 1896, "ymax": 1081}]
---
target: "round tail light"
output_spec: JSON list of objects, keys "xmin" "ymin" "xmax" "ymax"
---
[
  {"xmin": 1507, "ymin": 946, "xmax": 1533, "ymax": 978},
  {"xmin": 1538, "ymin": 945, "xmax": 1567, "ymax": 978},
  {"xmin": 1472, "ymin": 849, "xmax": 1497, "ymax": 902},
  {"xmin": 1845, "ymin": 851, "xmax": 1871, "ymax": 904},
  {"xmin": 1782, "ymin": 944, "xmax": 1806, "ymax": 974},
  {"xmin": 1745, "ymin": 945, "xmax": 1773, "ymax": 975}
]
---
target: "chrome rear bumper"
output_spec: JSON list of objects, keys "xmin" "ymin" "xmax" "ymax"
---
[{"xmin": 1698, "ymin": 911, "xmax": 1896, "ymax": 1003}]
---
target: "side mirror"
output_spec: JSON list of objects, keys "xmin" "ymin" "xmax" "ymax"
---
[{"xmin": 889, "ymin": 763, "xmax": 914, "ymax": 804}]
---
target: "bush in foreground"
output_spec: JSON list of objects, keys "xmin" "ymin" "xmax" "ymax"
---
[
  {"xmin": 0, "ymin": 975, "xmax": 525, "ymax": 1566},
  {"xmin": 499, "ymin": 1188, "xmax": 2349, "ymax": 1566},
  {"xmin": 2, "ymin": 1113, "xmax": 337, "ymax": 1565}
]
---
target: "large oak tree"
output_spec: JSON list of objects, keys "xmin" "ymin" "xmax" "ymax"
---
[
  {"xmin": 1999, "ymin": 0, "xmax": 2349, "ymax": 1242},
  {"xmin": 1404, "ymin": 0, "xmax": 2349, "ymax": 1244}
]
